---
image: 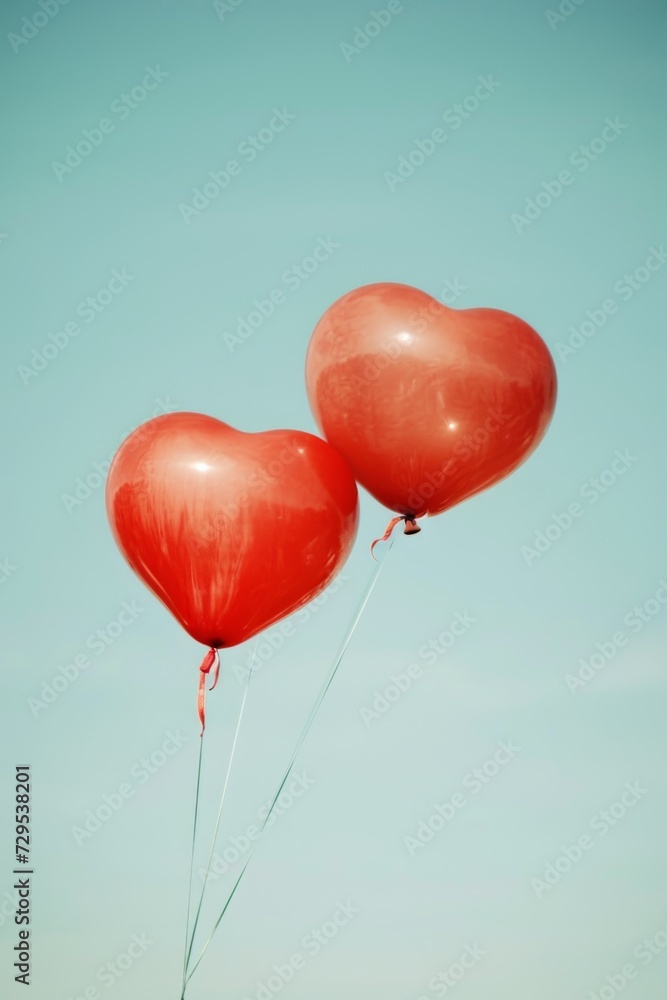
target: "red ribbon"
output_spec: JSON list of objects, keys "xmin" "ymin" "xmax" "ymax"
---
[
  {"xmin": 371, "ymin": 515, "xmax": 407, "ymax": 560},
  {"xmin": 198, "ymin": 647, "xmax": 220, "ymax": 736}
]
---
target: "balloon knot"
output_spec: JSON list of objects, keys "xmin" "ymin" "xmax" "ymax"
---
[{"xmin": 371, "ymin": 515, "xmax": 421, "ymax": 560}]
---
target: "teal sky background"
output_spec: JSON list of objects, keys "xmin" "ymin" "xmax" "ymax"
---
[{"xmin": 1, "ymin": 0, "xmax": 666, "ymax": 997}]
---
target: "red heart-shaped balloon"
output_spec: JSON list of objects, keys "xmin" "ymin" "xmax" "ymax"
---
[
  {"xmin": 106, "ymin": 412, "xmax": 359, "ymax": 648},
  {"xmin": 306, "ymin": 283, "xmax": 557, "ymax": 518}
]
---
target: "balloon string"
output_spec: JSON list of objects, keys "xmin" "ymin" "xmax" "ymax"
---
[
  {"xmin": 184, "ymin": 546, "xmax": 394, "ymax": 988},
  {"xmin": 198, "ymin": 648, "xmax": 220, "ymax": 735},
  {"xmin": 183, "ymin": 639, "xmax": 258, "ymax": 981},
  {"xmin": 180, "ymin": 731, "xmax": 205, "ymax": 994},
  {"xmin": 179, "ymin": 645, "xmax": 221, "ymax": 995}
]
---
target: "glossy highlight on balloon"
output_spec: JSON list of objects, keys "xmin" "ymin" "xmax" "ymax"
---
[
  {"xmin": 106, "ymin": 412, "xmax": 359, "ymax": 649},
  {"xmin": 306, "ymin": 282, "xmax": 557, "ymax": 519}
]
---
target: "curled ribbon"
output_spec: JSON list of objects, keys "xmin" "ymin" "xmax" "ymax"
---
[
  {"xmin": 370, "ymin": 515, "xmax": 421, "ymax": 560},
  {"xmin": 198, "ymin": 647, "xmax": 221, "ymax": 736}
]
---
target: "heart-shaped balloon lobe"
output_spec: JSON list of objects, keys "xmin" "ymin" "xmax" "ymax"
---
[
  {"xmin": 306, "ymin": 283, "xmax": 557, "ymax": 518},
  {"xmin": 106, "ymin": 413, "xmax": 359, "ymax": 648}
]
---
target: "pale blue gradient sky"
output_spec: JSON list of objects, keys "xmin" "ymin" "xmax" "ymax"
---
[{"xmin": 1, "ymin": 1, "xmax": 666, "ymax": 998}]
